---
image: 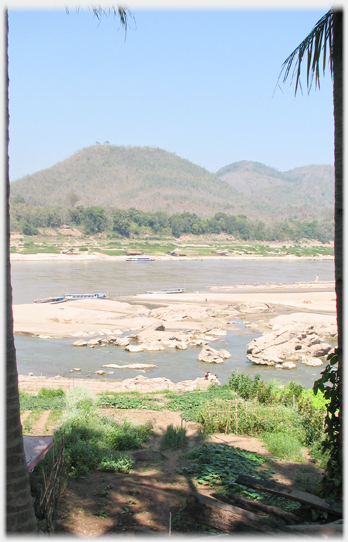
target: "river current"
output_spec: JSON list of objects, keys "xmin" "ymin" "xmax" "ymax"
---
[{"xmin": 12, "ymin": 258, "xmax": 334, "ymax": 389}]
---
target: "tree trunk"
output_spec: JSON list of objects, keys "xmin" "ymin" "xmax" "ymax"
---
[
  {"xmin": 5, "ymin": 10, "xmax": 37, "ymax": 532},
  {"xmin": 333, "ymin": 9, "xmax": 343, "ymax": 489}
]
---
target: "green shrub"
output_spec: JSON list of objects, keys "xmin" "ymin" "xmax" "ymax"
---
[
  {"xmin": 37, "ymin": 387, "xmax": 65, "ymax": 399},
  {"xmin": 98, "ymin": 452, "xmax": 134, "ymax": 473}
]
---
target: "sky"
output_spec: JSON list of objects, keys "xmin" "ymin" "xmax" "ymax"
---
[{"xmin": 7, "ymin": 2, "xmax": 335, "ymax": 183}]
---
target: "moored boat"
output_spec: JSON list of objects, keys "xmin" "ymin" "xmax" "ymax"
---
[
  {"xmin": 34, "ymin": 293, "xmax": 107, "ymax": 304},
  {"xmin": 34, "ymin": 296, "xmax": 66, "ymax": 304},
  {"xmin": 145, "ymin": 288, "xmax": 185, "ymax": 294},
  {"xmin": 63, "ymin": 293, "xmax": 107, "ymax": 300}
]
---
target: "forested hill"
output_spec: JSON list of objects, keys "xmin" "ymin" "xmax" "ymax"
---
[
  {"xmin": 10, "ymin": 145, "xmax": 244, "ymax": 218},
  {"xmin": 10, "ymin": 145, "xmax": 334, "ymax": 221}
]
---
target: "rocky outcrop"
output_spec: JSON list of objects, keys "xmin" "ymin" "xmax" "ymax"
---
[
  {"xmin": 198, "ymin": 345, "xmax": 232, "ymax": 364},
  {"xmin": 247, "ymin": 324, "xmax": 335, "ymax": 369}
]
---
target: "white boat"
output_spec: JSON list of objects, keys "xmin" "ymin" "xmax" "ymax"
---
[{"xmin": 63, "ymin": 293, "xmax": 107, "ymax": 300}]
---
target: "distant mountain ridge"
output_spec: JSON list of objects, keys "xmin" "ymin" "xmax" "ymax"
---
[
  {"xmin": 10, "ymin": 145, "xmax": 334, "ymax": 221},
  {"xmin": 216, "ymin": 160, "xmax": 334, "ymax": 210}
]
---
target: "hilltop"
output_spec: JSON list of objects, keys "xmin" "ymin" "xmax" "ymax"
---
[
  {"xmin": 10, "ymin": 145, "xmax": 334, "ymax": 221},
  {"xmin": 10, "ymin": 145, "xmax": 243, "ymax": 218}
]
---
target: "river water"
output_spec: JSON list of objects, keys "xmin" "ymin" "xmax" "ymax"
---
[{"xmin": 12, "ymin": 258, "xmax": 334, "ymax": 389}]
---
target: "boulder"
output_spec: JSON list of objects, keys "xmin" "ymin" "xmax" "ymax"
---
[
  {"xmin": 125, "ymin": 345, "xmax": 144, "ymax": 353},
  {"xmin": 275, "ymin": 361, "xmax": 297, "ymax": 370},
  {"xmin": 308, "ymin": 343, "xmax": 332, "ymax": 357},
  {"xmin": 115, "ymin": 337, "xmax": 130, "ymax": 347},
  {"xmin": 198, "ymin": 346, "xmax": 225, "ymax": 364},
  {"xmin": 87, "ymin": 337, "xmax": 103, "ymax": 346},
  {"xmin": 175, "ymin": 342, "xmax": 188, "ymax": 350},
  {"xmin": 219, "ymin": 349, "xmax": 232, "ymax": 360},
  {"xmin": 142, "ymin": 341, "xmax": 165, "ymax": 351},
  {"xmin": 95, "ymin": 370, "xmax": 106, "ymax": 375},
  {"xmin": 301, "ymin": 356, "xmax": 324, "ymax": 367},
  {"xmin": 72, "ymin": 340, "xmax": 87, "ymax": 347}
]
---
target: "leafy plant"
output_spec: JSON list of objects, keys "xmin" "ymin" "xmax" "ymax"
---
[
  {"xmin": 313, "ymin": 349, "xmax": 342, "ymax": 499},
  {"xmin": 180, "ymin": 444, "xmax": 269, "ymax": 498},
  {"xmin": 98, "ymin": 392, "xmax": 162, "ymax": 410}
]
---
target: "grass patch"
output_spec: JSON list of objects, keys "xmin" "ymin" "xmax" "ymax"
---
[
  {"xmin": 19, "ymin": 388, "xmax": 66, "ymax": 410},
  {"xmin": 55, "ymin": 387, "xmax": 153, "ymax": 478},
  {"xmin": 262, "ymin": 432, "xmax": 305, "ymax": 462},
  {"xmin": 160, "ymin": 425, "xmax": 188, "ymax": 450}
]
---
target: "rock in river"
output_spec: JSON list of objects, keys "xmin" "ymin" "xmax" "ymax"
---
[{"xmin": 198, "ymin": 345, "xmax": 231, "ymax": 364}]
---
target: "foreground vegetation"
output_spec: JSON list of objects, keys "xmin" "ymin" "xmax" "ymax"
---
[
  {"xmin": 21, "ymin": 368, "xmax": 339, "ymax": 530},
  {"xmin": 21, "ymin": 373, "xmax": 329, "ymax": 472}
]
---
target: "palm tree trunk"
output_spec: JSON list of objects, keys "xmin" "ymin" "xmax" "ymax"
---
[
  {"xmin": 5, "ymin": 10, "xmax": 37, "ymax": 532},
  {"xmin": 333, "ymin": 9, "xmax": 343, "ymax": 487}
]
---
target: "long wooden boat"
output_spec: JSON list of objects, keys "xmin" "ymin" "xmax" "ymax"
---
[
  {"xmin": 145, "ymin": 288, "xmax": 185, "ymax": 294},
  {"xmin": 34, "ymin": 296, "xmax": 66, "ymax": 304},
  {"xmin": 34, "ymin": 293, "xmax": 107, "ymax": 304}
]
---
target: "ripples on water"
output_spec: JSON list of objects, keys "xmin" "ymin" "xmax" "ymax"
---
[{"xmin": 13, "ymin": 259, "xmax": 334, "ymax": 389}]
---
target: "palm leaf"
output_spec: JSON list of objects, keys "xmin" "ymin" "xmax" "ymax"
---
[{"xmin": 279, "ymin": 9, "xmax": 333, "ymax": 95}]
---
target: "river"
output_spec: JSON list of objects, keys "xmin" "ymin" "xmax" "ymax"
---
[{"xmin": 12, "ymin": 258, "xmax": 334, "ymax": 389}]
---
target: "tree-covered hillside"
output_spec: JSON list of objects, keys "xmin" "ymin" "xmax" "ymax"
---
[
  {"xmin": 10, "ymin": 145, "xmax": 244, "ymax": 218},
  {"xmin": 10, "ymin": 145, "xmax": 334, "ymax": 222}
]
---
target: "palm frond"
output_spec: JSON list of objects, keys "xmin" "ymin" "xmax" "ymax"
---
[
  {"xmin": 278, "ymin": 9, "xmax": 333, "ymax": 95},
  {"xmin": 65, "ymin": 5, "xmax": 135, "ymax": 38}
]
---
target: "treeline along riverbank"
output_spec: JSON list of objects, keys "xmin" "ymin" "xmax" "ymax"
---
[{"xmin": 10, "ymin": 202, "xmax": 334, "ymax": 243}]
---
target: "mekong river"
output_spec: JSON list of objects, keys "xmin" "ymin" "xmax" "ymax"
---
[{"xmin": 12, "ymin": 258, "xmax": 334, "ymax": 388}]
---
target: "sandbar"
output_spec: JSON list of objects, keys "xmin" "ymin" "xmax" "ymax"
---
[{"xmin": 13, "ymin": 282, "xmax": 336, "ymax": 339}]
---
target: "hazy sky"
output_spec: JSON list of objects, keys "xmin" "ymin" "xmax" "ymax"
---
[{"xmin": 8, "ymin": 3, "xmax": 334, "ymax": 182}]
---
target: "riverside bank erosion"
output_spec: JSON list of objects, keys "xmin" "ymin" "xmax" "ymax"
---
[{"xmin": 13, "ymin": 281, "xmax": 337, "ymax": 374}]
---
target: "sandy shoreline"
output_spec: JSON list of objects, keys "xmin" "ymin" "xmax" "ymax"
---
[{"xmin": 10, "ymin": 252, "xmax": 334, "ymax": 262}]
